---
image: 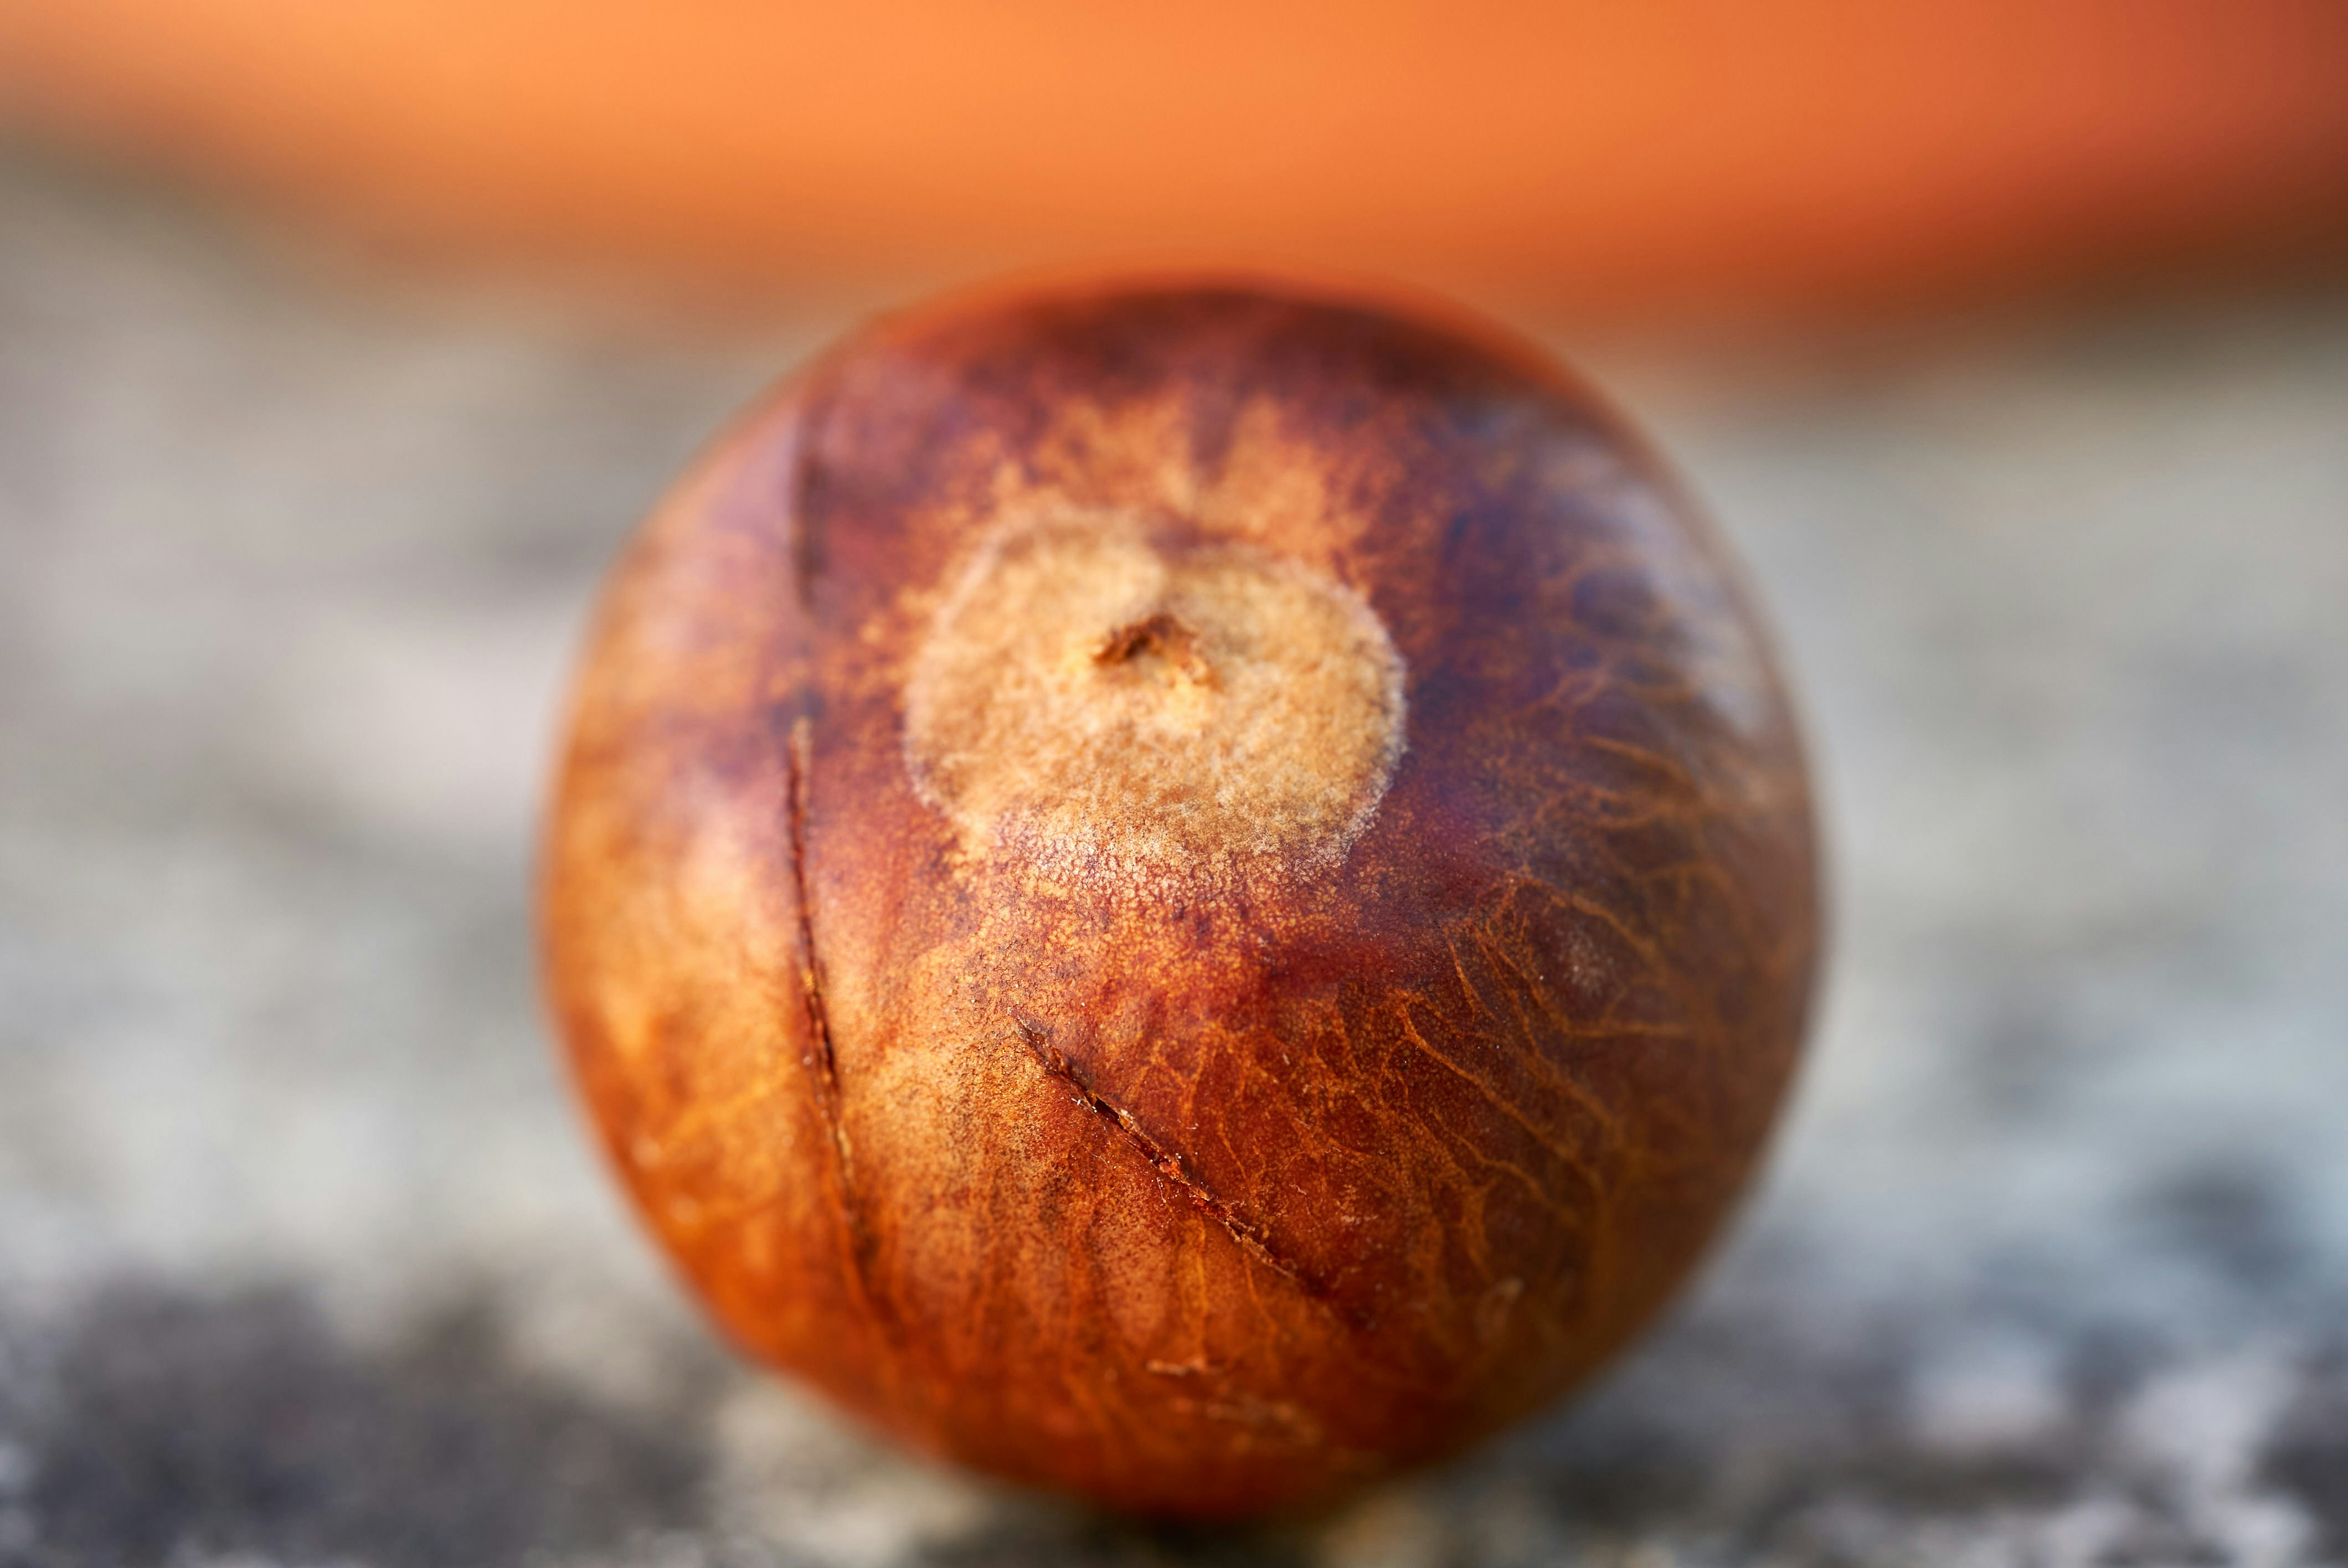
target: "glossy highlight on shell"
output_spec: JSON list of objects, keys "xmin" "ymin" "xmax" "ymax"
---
[{"xmin": 539, "ymin": 278, "xmax": 1821, "ymax": 1518}]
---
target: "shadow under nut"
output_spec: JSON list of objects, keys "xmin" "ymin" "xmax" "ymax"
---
[{"xmin": 539, "ymin": 278, "xmax": 1821, "ymax": 1519}]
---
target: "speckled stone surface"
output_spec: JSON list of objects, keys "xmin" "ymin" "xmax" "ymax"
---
[{"xmin": 1, "ymin": 156, "xmax": 2344, "ymax": 1567}]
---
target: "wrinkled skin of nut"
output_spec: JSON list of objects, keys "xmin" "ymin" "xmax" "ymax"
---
[{"xmin": 540, "ymin": 282, "xmax": 1820, "ymax": 1518}]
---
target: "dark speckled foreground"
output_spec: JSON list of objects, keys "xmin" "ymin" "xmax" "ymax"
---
[{"xmin": 541, "ymin": 283, "xmax": 1819, "ymax": 1515}]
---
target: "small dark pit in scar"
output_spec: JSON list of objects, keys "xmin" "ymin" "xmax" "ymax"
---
[{"xmin": 1094, "ymin": 612, "xmax": 1216, "ymax": 685}]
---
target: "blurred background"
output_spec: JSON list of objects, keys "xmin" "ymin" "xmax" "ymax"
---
[{"xmin": 1, "ymin": 4, "xmax": 2345, "ymax": 1565}]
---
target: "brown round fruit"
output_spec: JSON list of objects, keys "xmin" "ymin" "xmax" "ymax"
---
[{"xmin": 539, "ymin": 278, "xmax": 1821, "ymax": 1518}]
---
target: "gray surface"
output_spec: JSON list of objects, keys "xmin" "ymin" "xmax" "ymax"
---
[{"xmin": 2, "ymin": 156, "xmax": 2346, "ymax": 1566}]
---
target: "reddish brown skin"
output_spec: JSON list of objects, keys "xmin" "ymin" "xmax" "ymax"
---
[{"xmin": 540, "ymin": 280, "xmax": 1820, "ymax": 1519}]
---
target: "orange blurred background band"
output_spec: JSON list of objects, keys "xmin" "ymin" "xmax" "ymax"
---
[{"xmin": 1, "ymin": 0, "xmax": 2345, "ymax": 312}]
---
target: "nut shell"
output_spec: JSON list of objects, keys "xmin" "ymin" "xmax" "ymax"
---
[{"xmin": 540, "ymin": 280, "xmax": 1819, "ymax": 1517}]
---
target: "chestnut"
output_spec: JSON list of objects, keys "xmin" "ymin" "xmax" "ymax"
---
[{"xmin": 540, "ymin": 278, "xmax": 1819, "ymax": 1518}]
